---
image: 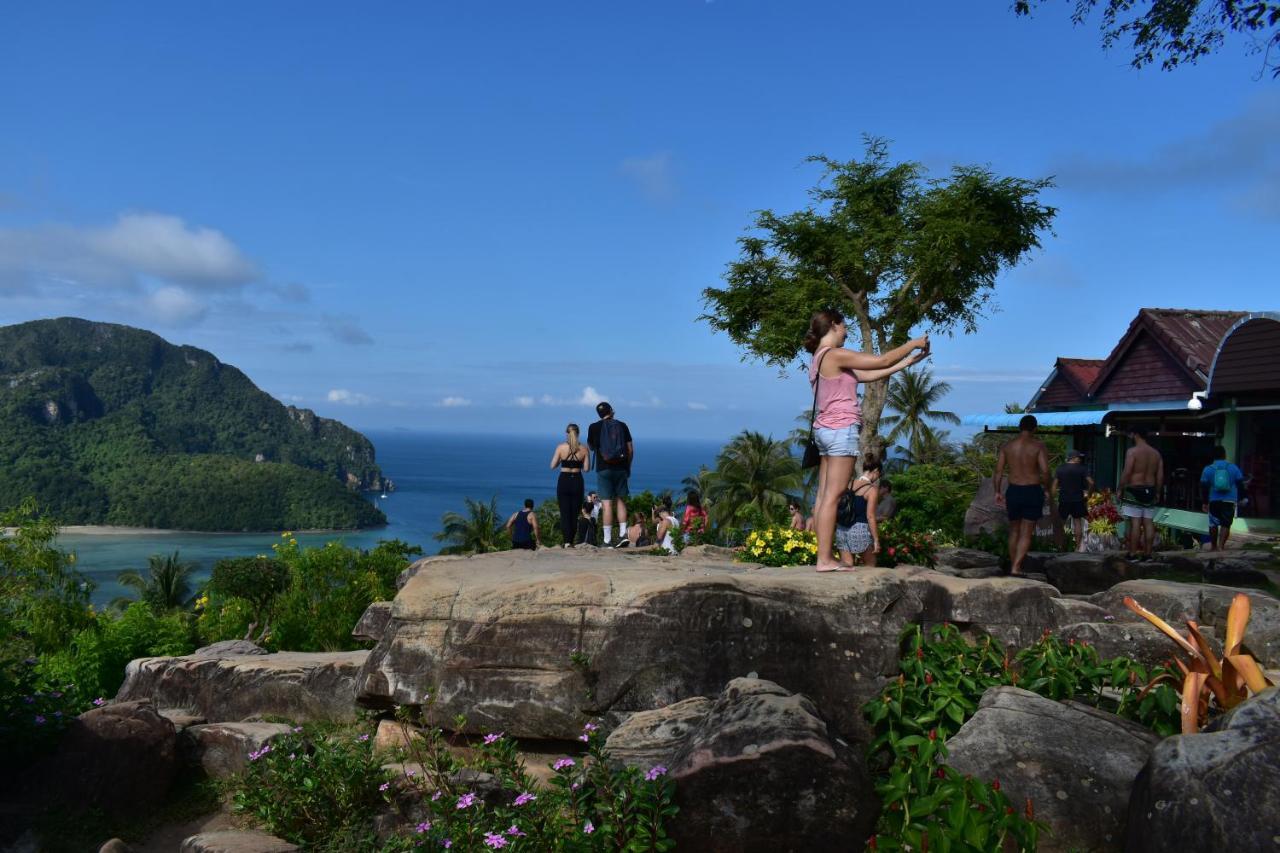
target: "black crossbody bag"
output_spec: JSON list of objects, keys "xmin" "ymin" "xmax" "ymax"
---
[{"xmin": 801, "ymin": 350, "xmax": 829, "ymax": 470}]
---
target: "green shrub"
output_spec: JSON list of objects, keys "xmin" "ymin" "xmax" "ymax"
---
[
  {"xmin": 889, "ymin": 464, "xmax": 976, "ymax": 542},
  {"xmin": 199, "ymin": 535, "xmax": 421, "ymax": 652},
  {"xmin": 863, "ymin": 624, "xmax": 1181, "ymax": 851},
  {"xmin": 875, "ymin": 520, "xmax": 938, "ymax": 568}
]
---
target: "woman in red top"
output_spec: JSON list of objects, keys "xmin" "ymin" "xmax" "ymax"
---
[
  {"xmin": 805, "ymin": 309, "xmax": 928, "ymax": 572},
  {"xmin": 682, "ymin": 491, "xmax": 709, "ymax": 537}
]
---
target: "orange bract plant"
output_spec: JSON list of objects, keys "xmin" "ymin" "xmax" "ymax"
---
[{"xmin": 1123, "ymin": 593, "xmax": 1274, "ymax": 734}]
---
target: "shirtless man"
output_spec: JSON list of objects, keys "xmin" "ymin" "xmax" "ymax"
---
[
  {"xmin": 1119, "ymin": 427, "xmax": 1164, "ymax": 560},
  {"xmin": 994, "ymin": 414, "xmax": 1049, "ymax": 576}
]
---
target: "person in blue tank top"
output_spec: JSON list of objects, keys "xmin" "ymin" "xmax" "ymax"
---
[
  {"xmin": 505, "ymin": 499, "xmax": 541, "ymax": 550},
  {"xmin": 1201, "ymin": 446, "xmax": 1246, "ymax": 551}
]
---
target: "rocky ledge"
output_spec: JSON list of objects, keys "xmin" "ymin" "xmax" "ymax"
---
[{"xmin": 352, "ymin": 549, "xmax": 1200, "ymax": 747}]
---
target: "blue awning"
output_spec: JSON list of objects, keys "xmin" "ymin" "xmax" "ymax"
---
[{"xmin": 961, "ymin": 410, "xmax": 1110, "ymax": 429}]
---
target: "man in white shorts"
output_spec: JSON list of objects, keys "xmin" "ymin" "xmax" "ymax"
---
[{"xmin": 1118, "ymin": 427, "xmax": 1163, "ymax": 561}]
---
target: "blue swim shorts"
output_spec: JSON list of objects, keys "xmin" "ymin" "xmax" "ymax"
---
[{"xmin": 597, "ymin": 468, "xmax": 630, "ymax": 500}]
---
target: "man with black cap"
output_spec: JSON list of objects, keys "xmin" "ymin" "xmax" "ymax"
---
[
  {"xmin": 1053, "ymin": 449, "xmax": 1094, "ymax": 552},
  {"xmin": 587, "ymin": 401, "xmax": 634, "ymax": 547}
]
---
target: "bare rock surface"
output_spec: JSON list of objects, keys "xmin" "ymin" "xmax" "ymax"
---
[
  {"xmin": 179, "ymin": 830, "xmax": 298, "ymax": 853},
  {"xmin": 353, "ymin": 601, "xmax": 392, "ymax": 643},
  {"xmin": 36, "ymin": 700, "xmax": 178, "ymax": 819},
  {"xmin": 947, "ymin": 687, "xmax": 1159, "ymax": 853},
  {"xmin": 184, "ymin": 722, "xmax": 293, "ymax": 778},
  {"xmin": 1091, "ymin": 579, "xmax": 1280, "ymax": 667},
  {"xmin": 355, "ymin": 549, "xmax": 1097, "ymax": 745},
  {"xmin": 1126, "ymin": 687, "xmax": 1280, "ymax": 852},
  {"xmin": 603, "ymin": 697, "xmax": 714, "ymax": 769},
  {"xmin": 116, "ymin": 650, "xmax": 367, "ymax": 723},
  {"xmin": 935, "ymin": 546, "xmax": 1002, "ymax": 570},
  {"xmin": 190, "ymin": 640, "xmax": 268, "ymax": 659}
]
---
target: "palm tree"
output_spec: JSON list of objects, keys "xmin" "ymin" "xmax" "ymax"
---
[
  {"xmin": 881, "ymin": 368, "xmax": 960, "ymax": 461},
  {"xmin": 706, "ymin": 431, "xmax": 802, "ymax": 526},
  {"xmin": 115, "ymin": 551, "xmax": 196, "ymax": 612},
  {"xmin": 893, "ymin": 425, "xmax": 956, "ymax": 467},
  {"xmin": 435, "ymin": 496, "xmax": 508, "ymax": 555}
]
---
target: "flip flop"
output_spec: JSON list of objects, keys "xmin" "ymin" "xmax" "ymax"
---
[
  {"xmin": 834, "ymin": 566, "xmax": 857, "ymax": 572},
  {"xmin": 815, "ymin": 565, "xmax": 841, "ymax": 573}
]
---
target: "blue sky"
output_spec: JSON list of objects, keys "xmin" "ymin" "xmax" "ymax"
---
[{"xmin": 1, "ymin": 2, "xmax": 1276, "ymax": 443}]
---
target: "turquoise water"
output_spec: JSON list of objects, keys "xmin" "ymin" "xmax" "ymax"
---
[{"xmin": 65, "ymin": 431, "xmax": 723, "ymax": 607}]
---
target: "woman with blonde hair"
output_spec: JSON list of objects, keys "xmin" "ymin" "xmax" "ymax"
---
[
  {"xmin": 805, "ymin": 308, "xmax": 928, "ymax": 572},
  {"xmin": 550, "ymin": 423, "xmax": 591, "ymax": 547}
]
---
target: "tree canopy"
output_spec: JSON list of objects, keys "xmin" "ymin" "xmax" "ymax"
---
[
  {"xmin": 1015, "ymin": 0, "xmax": 1280, "ymax": 77},
  {"xmin": 701, "ymin": 138, "xmax": 1055, "ymax": 451}
]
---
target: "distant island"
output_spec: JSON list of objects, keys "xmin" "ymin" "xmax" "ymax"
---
[{"xmin": 0, "ymin": 317, "xmax": 388, "ymax": 531}]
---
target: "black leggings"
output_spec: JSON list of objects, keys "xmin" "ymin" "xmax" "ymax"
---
[{"xmin": 557, "ymin": 473, "xmax": 584, "ymax": 544}]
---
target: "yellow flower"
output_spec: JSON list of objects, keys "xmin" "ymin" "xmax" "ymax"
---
[
  {"xmin": 289, "ymin": 538, "xmax": 298, "ymax": 546},
  {"xmin": 281, "ymin": 531, "xmax": 293, "ymax": 538}
]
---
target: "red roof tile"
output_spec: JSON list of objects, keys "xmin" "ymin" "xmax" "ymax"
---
[
  {"xmin": 1056, "ymin": 357, "xmax": 1105, "ymax": 395},
  {"xmin": 1087, "ymin": 308, "xmax": 1247, "ymax": 396}
]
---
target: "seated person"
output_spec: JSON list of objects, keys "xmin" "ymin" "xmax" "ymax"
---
[{"xmin": 574, "ymin": 504, "xmax": 597, "ymax": 546}]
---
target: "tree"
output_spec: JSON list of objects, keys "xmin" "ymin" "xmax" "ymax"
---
[
  {"xmin": 701, "ymin": 138, "xmax": 1055, "ymax": 460},
  {"xmin": 115, "ymin": 551, "xmax": 196, "ymax": 612},
  {"xmin": 880, "ymin": 368, "xmax": 961, "ymax": 460},
  {"xmin": 435, "ymin": 497, "xmax": 508, "ymax": 555},
  {"xmin": 1015, "ymin": 0, "xmax": 1280, "ymax": 77},
  {"xmin": 705, "ymin": 431, "xmax": 802, "ymax": 526}
]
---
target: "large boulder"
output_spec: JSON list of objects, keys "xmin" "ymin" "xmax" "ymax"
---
[
  {"xmin": 354, "ymin": 549, "xmax": 1091, "ymax": 745},
  {"xmin": 36, "ymin": 700, "xmax": 178, "ymax": 818},
  {"xmin": 947, "ymin": 687, "xmax": 1160, "ymax": 852},
  {"xmin": 183, "ymin": 722, "xmax": 294, "ymax": 778},
  {"xmin": 179, "ymin": 831, "xmax": 299, "ymax": 853},
  {"xmin": 1042, "ymin": 552, "xmax": 1168, "ymax": 595},
  {"xmin": 190, "ymin": 640, "xmax": 268, "ymax": 659},
  {"xmin": 1091, "ymin": 580, "xmax": 1280, "ymax": 667},
  {"xmin": 116, "ymin": 650, "xmax": 367, "ymax": 723},
  {"xmin": 609, "ymin": 678, "xmax": 877, "ymax": 853},
  {"xmin": 963, "ymin": 477, "xmax": 1005, "ymax": 537},
  {"xmin": 353, "ymin": 602, "xmax": 392, "ymax": 643},
  {"xmin": 1126, "ymin": 688, "xmax": 1280, "ymax": 852},
  {"xmin": 935, "ymin": 547, "xmax": 1001, "ymax": 570}
]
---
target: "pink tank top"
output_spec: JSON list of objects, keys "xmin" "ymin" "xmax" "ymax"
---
[{"xmin": 809, "ymin": 346, "xmax": 861, "ymax": 429}]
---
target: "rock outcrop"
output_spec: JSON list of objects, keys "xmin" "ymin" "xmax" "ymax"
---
[
  {"xmin": 180, "ymin": 830, "xmax": 299, "ymax": 853},
  {"xmin": 116, "ymin": 649, "xmax": 368, "ymax": 722},
  {"xmin": 353, "ymin": 549, "xmax": 1131, "ymax": 746},
  {"xmin": 37, "ymin": 700, "xmax": 178, "ymax": 818},
  {"xmin": 607, "ymin": 678, "xmax": 877, "ymax": 853},
  {"xmin": 184, "ymin": 722, "xmax": 294, "ymax": 778},
  {"xmin": 947, "ymin": 687, "xmax": 1160, "ymax": 852},
  {"xmin": 1126, "ymin": 687, "xmax": 1280, "ymax": 852}
]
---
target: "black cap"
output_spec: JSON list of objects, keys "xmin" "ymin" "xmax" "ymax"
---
[
  {"xmin": 595, "ymin": 401, "xmax": 613, "ymax": 417},
  {"xmin": 1068, "ymin": 449, "xmax": 1085, "ymax": 460}
]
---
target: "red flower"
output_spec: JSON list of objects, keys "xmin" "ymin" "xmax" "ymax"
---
[
  {"xmin": 928, "ymin": 728, "xmax": 938, "ymax": 741},
  {"xmin": 992, "ymin": 778, "xmax": 1000, "ymax": 791},
  {"xmin": 924, "ymin": 672, "xmax": 933, "ymax": 685},
  {"xmin": 888, "ymin": 547, "xmax": 896, "ymax": 556},
  {"xmin": 1025, "ymin": 798, "xmax": 1034, "ymax": 819}
]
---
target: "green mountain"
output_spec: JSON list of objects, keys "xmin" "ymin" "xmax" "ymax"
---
[{"xmin": 0, "ymin": 318, "xmax": 388, "ymax": 531}]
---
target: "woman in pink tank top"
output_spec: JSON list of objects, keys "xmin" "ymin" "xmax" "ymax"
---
[{"xmin": 804, "ymin": 309, "xmax": 929, "ymax": 572}]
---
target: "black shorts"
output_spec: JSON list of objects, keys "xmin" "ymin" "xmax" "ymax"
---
[
  {"xmin": 1006, "ymin": 484, "xmax": 1044, "ymax": 523},
  {"xmin": 1058, "ymin": 499, "xmax": 1087, "ymax": 521},
  {"xmin": 1208, "ymin": 500, "xmax": 1236, "ymax": 529}
]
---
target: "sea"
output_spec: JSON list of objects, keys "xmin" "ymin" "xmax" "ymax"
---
[{"xmin": 63, "ymin": 431, "xmax": 724, "ymax": 608}]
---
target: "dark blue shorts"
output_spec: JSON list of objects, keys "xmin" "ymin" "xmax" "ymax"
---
[
  {"xmin": 1006, "ymin": 485, "xmax": 1044, "ymax": 522},
  {"xmin": 597, "ymin": 468, "xmax": 629, "ymax": 500}
]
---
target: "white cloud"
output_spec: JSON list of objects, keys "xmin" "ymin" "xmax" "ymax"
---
[
  {"xmin": 620, "ymin": 151, "xmax": 677, "ymax": 202},
  {"xmin": 687, "ymin": 401, "xmax": 709, "ymax": 411},
  {"xmin": 439, "ymin": 396, "xmax": 472, "ymax": 408},
  {"xmin": 146, "ymin": 286, "xmax": 208, "ymax": 326},
  {"xmin": 86, "ymin": 213, "xmax": 258, "ymax": 287},
  {"xmin": 577, "ymin": 386, "xmax": 605, "ymax": 406},
  {"xmin": 327, "ymin": 388, "xmax": 376, "ymax": 405},
  {"xmin": 512, "ymin": 396, "xmax": 535, "ymax": 408}
]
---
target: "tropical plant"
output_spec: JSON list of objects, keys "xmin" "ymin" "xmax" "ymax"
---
[
  {"xmin": 1123, "ymin": 593, "xmax": 1275, "ymax": 733},
  {"xmin": 875, "ymin": 521, "xmax": 938, "ymax": 568},
  {"xmin": 435, "ymin": 496, "xmax": 509, "ymax": 555},
  {"xmin": 881, "ymin": 368, "xmax": 960, "ymax": 456},
  {"xmin": 114, "ymin": 551, "xmax": 197, "ymax": 612},
  {"xmin": 700, "ymin": 138, "xmax": 1055, "ymax": 461},
  {"xmin": 705, "ymin": 431, "xmax": 801, "ymax": 526},
  {"xmin": 208, "ymin": 556, "xmax": 290, "ymax": 627}
]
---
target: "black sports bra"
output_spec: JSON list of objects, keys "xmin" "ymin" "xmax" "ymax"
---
[{"xmin": 561, "ymin": 448, "xmax": 585, "ymax": 471}]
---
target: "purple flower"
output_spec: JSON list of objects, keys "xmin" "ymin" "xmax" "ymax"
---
[
  {"xmin": 291, "ymin": 725, "xmax": 303, "ymax": 733},
  {"xmin": 645, "ymin": 765, "xmax": 668, "ymax": 781},
  {"xmin": 416, "ymin": 821, "xmax": 432, "ymax": 834},
  {"xmin": 441, "ymin": 841, "xmax": 452, "ymax": 850},
  {"xmin": 288, "ymin": 753, "xmax": 296, "ymax": 760},
  {"xmin": 583, "ymin": 722, "xmax": 599, "ymax": 732},
  {"xmin": 483, "ymin": 731, "xmax": 504, "ymax": 744},
  {"xmin": 379, "ymin": 782, "xmax": 391, "ymax": 792},
  {"xmin": 406, "ymin": 768, "xmax": 416, "ymax": 778},
  {"xmin": 553, "ymin": 757, "xmax": 575, "ymax": 771},
  {"xmin": 1103, "ymin": 615, "xmax": 1116, "ymax": 622},
  {"xmin": 505, "ymin": 825, "xmax": 526, "ymax": 837},
  {"xmin": 570, "ymin": 782, "xmax": 580, "ymax": 791},
  {"xmin": 578, "ymin": 734, "xmax": 590, "ymax": 742},
  {"xmin": 34, "ymin": 715, "xmax": 46, "ymax": 725},
  {"xmin": 431, "ymin": 790, "xmax": 442, "ymax": 801},
  {"xmin": 483, "ymin": 834, "xmax": 507, "ymax": 849},
  {"xmin": 357, "ymin": 733, "xmax": 370, "ymax": 743},
  {"xmin": 583, "ymin": 821, "xmax": 595, "ymax": 835},
  {"xmin": 456, "ymin": 792, "xmax": 479, "ymax": 810},
  {"xmin": 513, "ymin": 792, "xmax": 536, "ymax": 806},
  {"xmin": 248, "ymin": 744, "xmax": 272, "ymax": 762},
  {"xmin": 92, "ymin": 697, "xmax": 106, "ymax": 707}
]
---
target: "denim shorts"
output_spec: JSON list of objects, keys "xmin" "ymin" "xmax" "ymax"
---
[
  {"xmin": 815, "ymin": 425, "xmax": 860, "ymax": 458},
  {"xmin": 597, "ymin": 468, "xmax": 630, "ymax": 500}
]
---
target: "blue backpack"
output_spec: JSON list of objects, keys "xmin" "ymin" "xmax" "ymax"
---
[
  {"xmin": 598, "ymin": 419, "xmax": 628, "ymax": 465},
  {"xmin": 1212, "ymin": 462, "xmax": 1233, "ymax": 493}
]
